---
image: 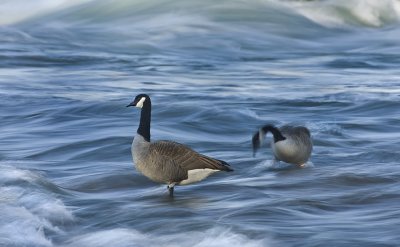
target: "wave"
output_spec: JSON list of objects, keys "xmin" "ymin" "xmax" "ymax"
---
[
  {"xmin": 2, "ymin": 0, "xmax": 400, "ymax": 29},
  {"xmin": 64, "ymin": 227, "xmax": 273, "ymax": 247},
  {"xmin": 0, "ymin": 0, "xmax": 92, "ymax": 26},
  {"xmin": 288, "ymin": 0, "xmax": 400, "ymax": 28},
  {"xmin": 0, "ymin": 163, "xmax": 73, "ymax": 247},
  {"xmin": 0, "ymin": 163, "xmax": 273, "ymax": 246}
]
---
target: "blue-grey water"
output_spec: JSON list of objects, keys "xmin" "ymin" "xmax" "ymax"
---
[{"xmin": 1, "ymin": 0, "xmax": 400, "ymax": 246}]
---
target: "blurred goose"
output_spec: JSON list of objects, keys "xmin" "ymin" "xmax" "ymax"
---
[
  {"xmin": 252, "ymin": 124, "xmax": 312, "ymax": 167},
  {"xmin": 127, "ymin": 94, "xmax": 233, "ymax": 196}
]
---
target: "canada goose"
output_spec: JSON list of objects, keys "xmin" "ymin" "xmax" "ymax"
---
[
  {"xmin": 127, "ymin": 94, "xmax": 233, "ymax": 196},
  {"xmin": 252, "ymin": 124, "xmax": 312, "ymax": 167}
]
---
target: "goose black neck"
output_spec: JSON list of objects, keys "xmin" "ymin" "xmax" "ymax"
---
[
  {"xmin": 261, "ymin": 125, "xmax": 286, "ymax": 143},
  {"xmin": 137, "ymin": 102, "xmax": 151, "ymax": 142}
]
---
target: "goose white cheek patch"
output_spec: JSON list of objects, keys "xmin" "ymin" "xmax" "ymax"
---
[{"xmin": 136, "ymin": 97, "xmax": 146, "ymax": 108}]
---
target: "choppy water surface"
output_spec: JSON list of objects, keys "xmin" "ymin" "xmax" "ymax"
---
[{"xmin": 1, "ymin": 0, "xmax": 400, "ymax": 246}]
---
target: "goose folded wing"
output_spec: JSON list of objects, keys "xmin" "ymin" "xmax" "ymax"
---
[{"xmin": 149, "ymin": 140, "xmax": 232, "ymax": 172}]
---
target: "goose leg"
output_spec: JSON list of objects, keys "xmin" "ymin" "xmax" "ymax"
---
[{"xmin": 167, "ymin": 183, "xmax": 176, "ymax": 197}]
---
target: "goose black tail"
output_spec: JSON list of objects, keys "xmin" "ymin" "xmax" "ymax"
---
[{"xmin": 217, "ymin": 159, "xmax": 234, "ymax": 172}]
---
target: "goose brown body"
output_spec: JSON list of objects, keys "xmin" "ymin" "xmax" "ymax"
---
[{"xmin": 132, "ymin": 135, "xmax": 232, "ymax": 185}]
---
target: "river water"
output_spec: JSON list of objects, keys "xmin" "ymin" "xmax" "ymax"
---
[{"xmin": 1, "ymin": 0, "xmax": 400, "ymax": 246}]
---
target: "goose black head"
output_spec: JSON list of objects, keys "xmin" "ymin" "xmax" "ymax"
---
[
  {"xmin": 252, "ymin": 132, "xmax": 261, "ymax": 157},
  {"xmin": 127, "ymin": 94, "xmax": 151, "ymax": 108}
]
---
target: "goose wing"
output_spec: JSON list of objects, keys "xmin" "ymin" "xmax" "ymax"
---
[
  {"xmin": 280, "ymin": 125, "xmax": 313, "ymax": 154},
  {"xmin": 149, "ymin": 140, "xmax": 233, "ymax": 172},
  {"xmin": 280, "ymin": 126, "xmax": 311, "ymax": 138}
]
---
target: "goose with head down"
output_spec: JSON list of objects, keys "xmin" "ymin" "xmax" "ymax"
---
[{"xmin": 252, "ymin": 124, "xmax": 312, "ymax": 167}]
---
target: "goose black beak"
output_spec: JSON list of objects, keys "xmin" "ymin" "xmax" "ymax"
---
[{"xmin": 126, "ymin": 101, "xmax": 136, "ymax": 107}]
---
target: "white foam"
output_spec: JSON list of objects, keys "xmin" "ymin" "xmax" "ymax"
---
[
  {"xmin": 301, "ymin": 161, "xmax": 315, "ymax": 168},
  {"xmin": 0, "ymin": 165, "xmax": 41, "ymax": 183},
  {"xmin": 65, "ymin": 227, "xmax": 272, "ymax": 247},
  {"xmin": 0, "ymin": 0, "xmax": 93, "ymax": 25},
  {"xmin": 286, "ymin": 0, "xmax": 400, "ymax": 28},
  {"xmin": 19, "ymin": 192, "xmax": 74, "ymax": 223},
  {"xmin": 0, "ymin": 164, "xmax": 73, "ymax": 247},
  {"xmin": 0, "ymin": 205, "xmax": 54, "ymax": 247}
]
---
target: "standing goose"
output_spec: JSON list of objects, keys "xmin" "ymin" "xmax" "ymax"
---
[
  {"xmin": 252, "ymin": 124, "xmax": 312, "ymax": 167},
  {"xmin": 127, "ymin": 94, "xmax": 233, "ymax": 196}
]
